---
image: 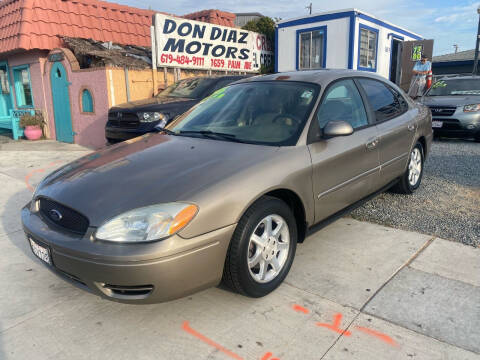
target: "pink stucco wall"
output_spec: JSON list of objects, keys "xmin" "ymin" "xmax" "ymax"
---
[
  {"xmin": 42, "ymin": 52, "xmax": 109, "ymax": 149},
  {"xmin": 2, "ymin": 49, "xmax": 109, "ymax": 149}
]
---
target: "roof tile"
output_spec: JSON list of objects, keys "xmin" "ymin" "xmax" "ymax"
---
[{"xmin": 0, "ymin": 0, "xmax": 155, "ymax": 54}]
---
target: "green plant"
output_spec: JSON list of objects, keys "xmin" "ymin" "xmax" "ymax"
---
[
  {"xmin": 19, "ymin": 112, "xmax": 44, "ymax": 128},
  {"xmin": 243, "ymin": 17, "xmax": 276, "ymax": 74}
]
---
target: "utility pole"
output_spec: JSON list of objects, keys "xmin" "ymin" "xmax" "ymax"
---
[
  {"xmin": 306, "ymin": 3, "xmax": 312, "ymax": 15},
  {"xmin": 453, "ymin": 44, "xmax": 459, "ymax": 53},
  {"xmin": 473, "ymin": 5, "xmax": 480, "ymax": 75}
]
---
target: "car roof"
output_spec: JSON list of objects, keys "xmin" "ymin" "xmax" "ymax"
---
[
  {"xmin": 180, "ymin": 75, "xmax": 249, "ymax": 82},
  {"xmin": 437, "ymin": 75, "xmax": 479, "ymax": 80},
  {"xmin": 235, "ymin": 69, "xmax": 391, "ymax": 86}
]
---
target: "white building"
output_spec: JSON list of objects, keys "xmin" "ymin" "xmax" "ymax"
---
[{"xmin": 276, "ymin": 9, "xmax": 428, "ymax": 84}]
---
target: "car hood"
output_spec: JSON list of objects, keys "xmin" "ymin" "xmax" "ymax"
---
[
  {"xmin": 421, "ymin": 95, "xmax": 480, "ymax": 107},
  {"xmin": 110, "ymin": 96, "xmax": 198, "ymax": 113},
  {"xmin": 35, "ymin": 134, "xmax": 278, "ymax": 227}
]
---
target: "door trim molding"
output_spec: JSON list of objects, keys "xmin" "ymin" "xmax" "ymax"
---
[
  {"xmin": 380, "ymin": 152, "xmax": 408, "ymax": 170},
  {"xmin": 317, "ymin": 165, "xmax": 380, "ymax": 199}
]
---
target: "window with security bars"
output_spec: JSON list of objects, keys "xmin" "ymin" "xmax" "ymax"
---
[
  {"xmin": 299, "ymin": 30, "xmax": 324, "ymax": 70},
  {"xmin": 359, "ymin": 28, "xmax": 378, "ymax": 70}
]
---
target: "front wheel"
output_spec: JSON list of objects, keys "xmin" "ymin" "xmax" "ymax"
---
[
  {"xmin": 391, "ymin": 142, "xmax": 424, "ymax": 194},
  {"xmin": 222, "ymin": 196, "xmax": 297, "ymax": 298}
]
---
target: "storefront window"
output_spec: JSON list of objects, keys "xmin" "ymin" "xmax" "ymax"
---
[
  {"xmin": 359, "ymin": 26, "xmax": 378, "ymax": 70},
  {"xmin": 12, "ymin": 66, "xmax": 33, "ymax": 107},
  {"xmin": 298, "ymin": 28, "xmax": 325, "ymax": 70}
]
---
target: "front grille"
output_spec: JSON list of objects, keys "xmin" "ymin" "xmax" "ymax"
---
[
  {"xmin": 107, "ymin": 112, "xmax": 139, "ymax": 129},
  {"xmin": 428, "ymin": 106, "xmax": 457, "ymax": 117},
  {"xmin": 38, "ymin": 197, "xmax": 89, "ymax": 235}
]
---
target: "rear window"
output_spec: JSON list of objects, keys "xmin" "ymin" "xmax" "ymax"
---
[
  {"xmin": 427, "ymin": 79, "xmax": 480, "ymax": 96},
  {"xmin": 159, "ymin": 78, "xmax": 216, "ymax": 99},
  {"xmin": 358, "ymin": 78, "xmax": 405, "ymax": 122}
]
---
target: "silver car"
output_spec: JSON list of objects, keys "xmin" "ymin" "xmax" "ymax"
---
[
  {"xmin": 421, "ymin": 75, "xmax": 480, "ymax": 141},
  {"xmin": 22, "ymin": 70, "xmax": 432, "ymax": 303}
]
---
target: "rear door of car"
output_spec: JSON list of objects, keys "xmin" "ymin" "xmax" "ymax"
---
[
  {"xmin": 308, "ymin": 78, "xmax": 380, "ymax": 222},
  {"xmin": 356, "ymin": 78, "xmax": 416, "ymax": 190}
]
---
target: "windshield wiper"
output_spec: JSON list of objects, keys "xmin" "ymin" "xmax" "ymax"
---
[
  {"xmin": 155, "ymin": 127, "xmax": 177, "ymax": 135},
  {"xmin": 179, "ymin": 130, "xmax": 238, "ymax": 140}
]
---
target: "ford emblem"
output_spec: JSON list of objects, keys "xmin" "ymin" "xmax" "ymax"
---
[{"xmin": 49, "ymin": 209, "xmax": 63, "ymax": 221}]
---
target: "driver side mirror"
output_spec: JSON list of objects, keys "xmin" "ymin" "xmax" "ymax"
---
[{"xmin": 323, "ymin": 121, "xmax": 354, "ymax": 138}]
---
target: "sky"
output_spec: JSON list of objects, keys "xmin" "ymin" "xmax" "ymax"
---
[{"xmin": 116, "ymin": 0, "xmax": 480, "ymax": 56}]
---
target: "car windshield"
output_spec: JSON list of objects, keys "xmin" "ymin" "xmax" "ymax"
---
[
  {"xmin": 427, "ymin": 78, "xmax": 480, "ymax": 96},
  {"xmin": 158, "ymin": 78, "xmax": 216, "ymax": 99},
  {"xmin": 167, "ymin": 81, "xmax": 319, "ymax": 146}
]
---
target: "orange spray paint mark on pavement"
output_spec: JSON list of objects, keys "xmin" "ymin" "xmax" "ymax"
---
[
  {"xmin": 316, "ymin": 313, "xmax": 352, "ymax": 336},
  {"xmin": 355, "ymin": 326, "xmax": 398, "ymax": 347},
  {"xmin": 261, "ymin": 352, "xmax": 280, "ymax": 360},
  {"xmin": 25, "ymin": 161, "xmax": 63, "ymax": 191},
  {"xmin": 182, "ymin": 321, "xmax": 244, "ymax": 360},
  {"xmin": 292, "ymin": 304, "xmax": 309, "ymax": 314}
]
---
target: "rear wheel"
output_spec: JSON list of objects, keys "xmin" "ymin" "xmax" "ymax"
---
[
  {"xmin": 222, "ymin": 196, "xmax": 297, "ymax": 297},
  {"xmin": 391, "ymin": 142, "xmax": 424, "ymax": 194}
]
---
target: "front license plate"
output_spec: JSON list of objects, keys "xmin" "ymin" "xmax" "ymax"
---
[
  {"xmin": 432, "ymin": 121, "xmax": 443, "ymax": 128},
  {"xmin": 29, "ymin": 238, "xmax": 51, "ymax": 265}
]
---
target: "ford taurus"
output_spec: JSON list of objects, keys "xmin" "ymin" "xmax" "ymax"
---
[{"xmin": 22, "ymin": 70, "xmax": 433, "ymax": 303}]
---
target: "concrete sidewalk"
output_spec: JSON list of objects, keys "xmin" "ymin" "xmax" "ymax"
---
[{"xmin": 0, "ymin": 143, "xmax": 479, "ymax": 359}]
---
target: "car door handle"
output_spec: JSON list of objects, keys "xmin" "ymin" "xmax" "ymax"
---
[
  {"xmin": 366, "ymin": 138, "xmax": 379, "ymax": 150},
  {"xmin": 407, "ymin": 123, "xmax": 415, "ymax": 132}
]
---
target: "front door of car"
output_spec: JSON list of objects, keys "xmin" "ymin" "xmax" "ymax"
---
[
  {"xmin": 308, "ymin": 79, "xmax": 380, "ymax": 222},
  {"xmin": 356, "ymin": 78, "xmax": 416, "ymax": 189}
]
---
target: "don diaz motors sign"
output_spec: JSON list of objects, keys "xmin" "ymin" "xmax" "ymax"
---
[{"xmin": 154, "ymin": 14, "xmax": 273, "ymax": 73}]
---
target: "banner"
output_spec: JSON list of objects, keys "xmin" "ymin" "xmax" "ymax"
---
[{"xmin": 154, "ymin": 14, "xmax": 273, "ymax": 73}]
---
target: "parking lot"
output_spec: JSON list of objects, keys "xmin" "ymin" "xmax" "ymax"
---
[
  {"xmin": 352, "ymin": 139, "xmax": 480, "ymax": 246},
  {"xmin": 0, "ymin": 138, "xmax": 479, "ymax": 359}
]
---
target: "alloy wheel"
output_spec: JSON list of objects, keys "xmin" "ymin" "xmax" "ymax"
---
[
  {"xmin": 408, "ymin": 147, "xmax": 422, "ymax": 186},
  {"xmin": 247, "ymin": 214, "xmax": 290, "ymax": 283}
]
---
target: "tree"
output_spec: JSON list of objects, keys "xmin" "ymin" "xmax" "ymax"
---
[{"xmin": 242, "ymin": 17, "xmax": 276, "ymax": 73}]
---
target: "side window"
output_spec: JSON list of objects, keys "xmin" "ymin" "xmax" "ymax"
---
[
  {"xmin": 317, "ymin": 79, "xmax": 368, "ymax": 129},
  {"xmin": 358, "ymin": 79, "xmax": 403, "ymax": 122},
  {"xmin": 390, "ymin": 87, "xmax": 409, "ymax": 112}
]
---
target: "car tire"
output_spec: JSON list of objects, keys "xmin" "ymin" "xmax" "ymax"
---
[
  {"xmin": 222, "ymin": 196, "xmax": 297, "ymax": 298},
  {"xmin": 391, "ymin": 142, "xmax": 424, "ymax": 194}
]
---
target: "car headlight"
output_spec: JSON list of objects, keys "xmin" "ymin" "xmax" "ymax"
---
[
  {"xmin": 463, "ymin": 104, "xmax": 480, "ymax": 112},
  {"xmin": 95, "ymin": 203, "xmax": 198, "ymax": 243},
  {"xmin": 138, "ymin": 112, "xmax": 167, "ymax": 123}
]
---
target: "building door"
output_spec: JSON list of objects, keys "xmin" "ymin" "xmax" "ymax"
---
[
  {"xmin": 398, "ymin": 40, "xmax": 434, "ymax": 92},
  {"xmin": 0, "ymin": 62, "xmax": 13, "ymax": 119},
  {"xmin": 389, "ymin": 38, "xmax": 403, "ymax": 84},
  {"xmin": 50, "ymin": 62, "xmax": 73, "ymax": 143}
]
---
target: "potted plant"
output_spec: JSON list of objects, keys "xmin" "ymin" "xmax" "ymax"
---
[{"xmin": 20, "ymin": 112, "xmax": 44, "ymax": 140}]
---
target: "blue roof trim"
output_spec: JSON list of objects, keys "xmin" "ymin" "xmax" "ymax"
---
[
  {"xmin": 274, "ymin": 27, "xmax": 278, "ymax": 73},
  {"xmin": 277, "ymin": 11, "xmax": 354, "ymax": 29},
  {"xmin": 357, "ymin": 13, "xmax": 422, "ymax": 40}
]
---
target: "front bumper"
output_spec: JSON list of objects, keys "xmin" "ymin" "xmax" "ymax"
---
[
  {"xmin": 431, "ymin": 110, "xmax": 480, "ymax": 138},
  {"xmin": 105, "ymin": 121, "xmax": 159, "ymax": 141},
  {"xmin": 21, "ymin": 206, "xmax": 235, "ymax": 304}
]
